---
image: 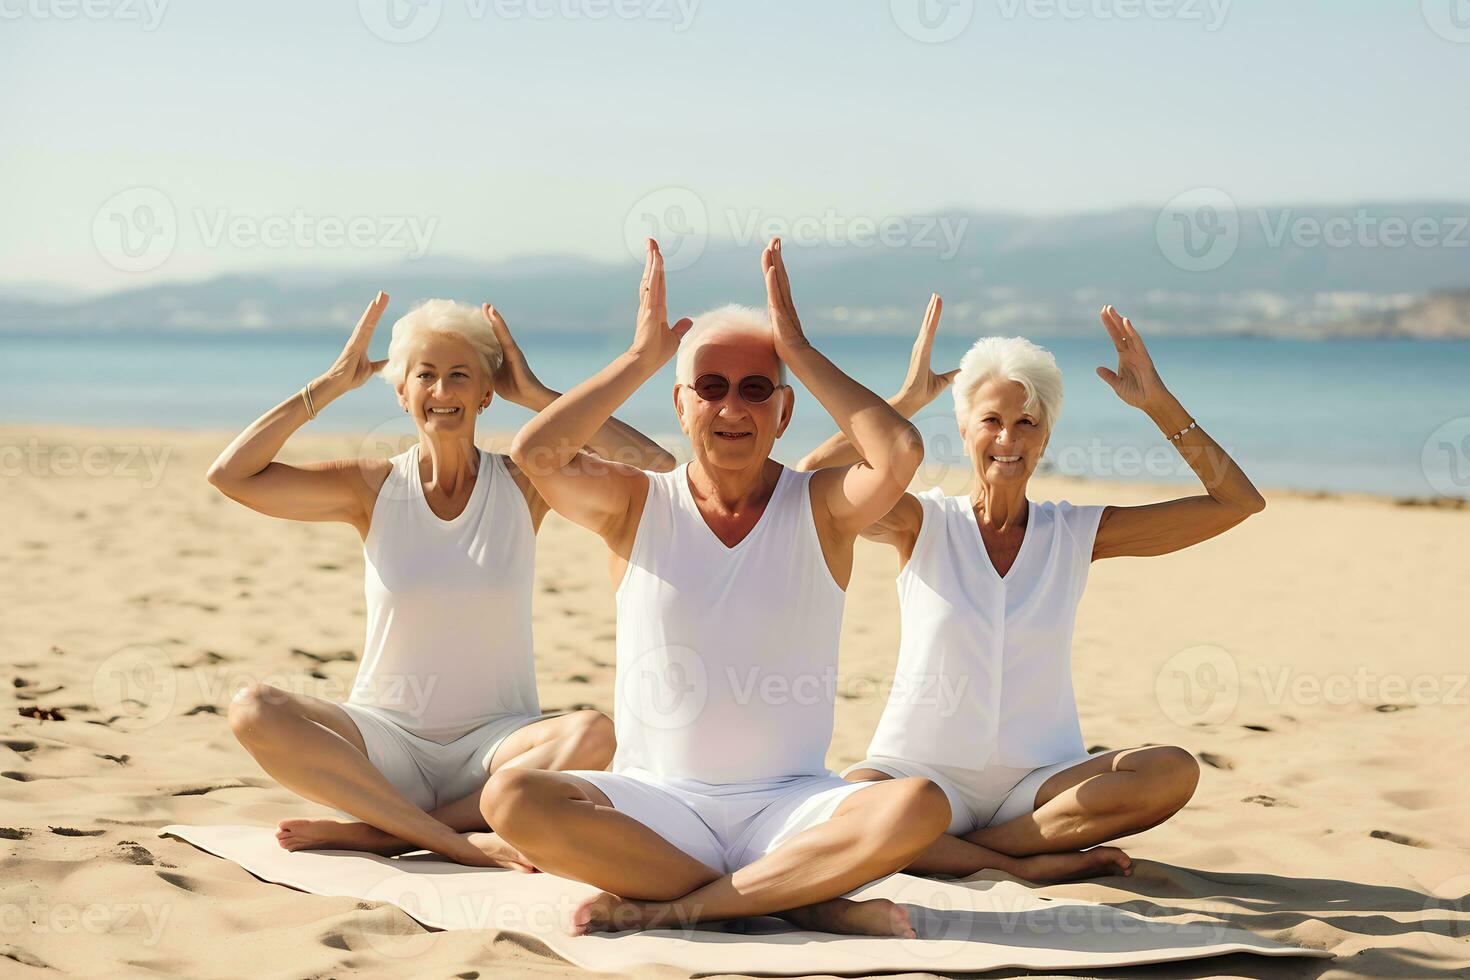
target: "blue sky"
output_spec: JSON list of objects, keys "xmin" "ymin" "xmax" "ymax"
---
[{"xmin": 2, "ymin": 0, "xmax": 1464, "ymax": 291}]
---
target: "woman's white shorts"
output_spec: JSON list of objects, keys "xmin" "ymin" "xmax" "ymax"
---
[{"xmin": 842, "ymin": 753, "xmax": 1096, "ymax": 837}]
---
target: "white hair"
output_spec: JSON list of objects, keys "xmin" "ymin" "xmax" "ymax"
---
[
  {"xmin": 952, "ymin": 336, "xmax": 1064, "ymax": 429},
  {"xmin": 674, "ymin": 304, "xmax": 788, "ymax": 386},
  {"xmin": 381, "ymin": 299, "xmax": 503, "ymax": 388}
]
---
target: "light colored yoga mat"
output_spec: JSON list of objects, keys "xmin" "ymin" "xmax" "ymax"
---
[{"xmin": 159, "ymin": 824, "xmax": 1331, "ymax": 975}]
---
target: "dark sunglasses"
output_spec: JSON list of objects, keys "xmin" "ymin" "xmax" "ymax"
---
[{"xmin": 690, "ymin": 373, "xmax": 779, "ymax": 404}]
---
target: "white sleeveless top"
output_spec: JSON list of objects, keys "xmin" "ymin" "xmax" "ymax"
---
[
  {"xmin": 349, "ymin": 443, "xmax": 541, "ymax": 743},
  {"xmin": 866, "ymin": 488, "xmax": 1105, "ymax": 771},
  {"xmin": 611, "ymin": 463, "xmax": 846, "ymax": 787}
]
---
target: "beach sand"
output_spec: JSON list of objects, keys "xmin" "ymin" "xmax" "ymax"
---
[{"xmin": 2, "ymin": 423, "xmax": 1467, "ymax": 978}]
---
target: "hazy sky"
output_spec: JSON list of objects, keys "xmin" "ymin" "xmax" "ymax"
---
[{"xmin": 2, "ymin": 0, "xmax": 1464, "ymax": 292}]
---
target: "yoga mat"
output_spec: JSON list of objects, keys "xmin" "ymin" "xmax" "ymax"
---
[{"xmin": 159, "ymin": 824, "xmax": 1332, "ymax": 975}]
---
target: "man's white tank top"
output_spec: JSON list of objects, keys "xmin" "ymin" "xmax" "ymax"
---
[
  {"xmin": 349, "ymin": 443, "xmax": 541, "ymax": 743},
  {"xmin": 866, "ymin": 488, "xmax": 1105, "ymax": 771},
  {"xmin": 611, "ymin": 462, "xmax": 846, "ymax": 787}
]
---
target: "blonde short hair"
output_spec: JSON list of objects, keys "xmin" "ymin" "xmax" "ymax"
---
[
  {"xmin": 952, "ymin": 336, "xmax": 1064, "ymax": 428},
  {"xmin": 381, "ymin": 299, "xmax": 503, "ymax": 387}
]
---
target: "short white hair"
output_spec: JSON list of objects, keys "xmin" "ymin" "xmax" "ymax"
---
[
  {"xmin": 675, "ymin": 304, "xmax": 788, "ymax": 386},
  {"xmin": 382, "ymin": 299, "xmax": 503, "ymax": 387},
  {"xmin": 952, "ymin": 336, "xmax": 1064, "ymax": 429}
]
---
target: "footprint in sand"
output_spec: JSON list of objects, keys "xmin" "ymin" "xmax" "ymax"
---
[
  {"xmin": 2, "ymin": 739, "xmax": 38, "ymax": 753},
  {"xmin": 1, "ymin": 947, "xmax": 52, "ymax": 970},
  {"xmin": 1242, "ymin": 794, "xmax": 1293, "ymax": 807},
  {"xmin": 156, "ymin": 871, "xmax": 199, "ymax": 891},
  {"xmin": 3, "ymin": 771, "xmax": 35, "ymax": 782},
  {"xmin": 1241, "ymin": 723, "xmax": 1272, "ymax": 732},
  {"xmin": 49, "ymin": 826, "xmax": 105, "ymax": 837},
  {"xmin": 96, "ymin": 753, "xmax": 131, "ymax": 765},
  {"xmin": 1197, "ymin": 752, "xmax": 1234, "ymax": 770},
  {"xmin": 0, "ymin": 828, "xmax": 30, "ymax": 840},
  {"xmin": 185, "ymin": 704, "xmax": 221, "ymax": 716},
  {"xmin": 117, "ymin": 841, "xmax": 156, "ymax": 865},
  {"xmin": 1375, "ymin": 704, "xmax": 1413, "ymax": 713},
  {"xmin": 319, "ymin": 931, "xmax": 352, "ymax": 951},
  {"xmin": 1370, "ymin": 829, "xmax": 1427, "ymax": 848}
]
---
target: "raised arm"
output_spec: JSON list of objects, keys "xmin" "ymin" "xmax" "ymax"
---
[
  {"xmin": 482, "ymin": 304, "xmax": 675, "ymax": 472},
  {"xmin": 797, "ymin": 293, "xmax": 957, "ymax": 472},
  {"xmin": 1090, "ymin": 305, "xmax": 1266, "ymax": 560},
  {"xmin": 205, "ymin": 293, "xmax": 392, "ymax": 534},
  {"xmin": 507, "ymin": 240, "xmax": 691, "ymax": 540},
  {"xmin": 763, "ymin": 238, "xmax": 924, "ymax": 537}
]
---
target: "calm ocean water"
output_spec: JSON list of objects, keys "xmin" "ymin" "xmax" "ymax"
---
[{"xmin": 3, "ymin": 328, "xmax": 1468, "ymax": 499}]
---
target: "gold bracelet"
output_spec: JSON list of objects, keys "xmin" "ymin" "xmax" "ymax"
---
[{"xmin": 301, "ymin": 383, "xmax": 317, "ymax": 420}]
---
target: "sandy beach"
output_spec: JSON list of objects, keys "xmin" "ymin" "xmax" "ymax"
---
[{"xmin": 2, "ymin": 422, "xmax": 1467, "ymax": 979}]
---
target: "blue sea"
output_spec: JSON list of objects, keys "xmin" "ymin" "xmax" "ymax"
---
[{"xmin": 3, "ymin": 328, "xmax": 1468, "ymax": 500}]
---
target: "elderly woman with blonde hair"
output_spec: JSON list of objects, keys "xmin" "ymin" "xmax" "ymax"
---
[
  {"xmin": 796, "ymin": 298, "xmax": 1266, "ymax": 887},
  {"xmin": 207, "ymin": 293, "xmax": 674, "ymax": 868}
]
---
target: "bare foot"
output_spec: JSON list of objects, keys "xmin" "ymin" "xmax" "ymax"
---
[
  {"xmin": 462, "ymin": 831, "xmax": 537, "ymax": 872},
  {"xmin": 1011, "ymin": 846, "xmax": 1131, "ymax": 883},
  {"xmin": 781, "ymin": 898, "xmax": 915, "ymax": 938},
  {"xmin": 569, "ymin": 891, "xmax": 650, "ymax": 936},
  {"xmin": 276, "ymin": 818, "xmax": 406, "ymax": 855}
]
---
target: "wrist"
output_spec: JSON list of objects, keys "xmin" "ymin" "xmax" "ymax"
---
[
  {"xmin": 308, "ymin": 375, "xmax": 341, "ymax": 408},
  {"xmin": 1143, "ymin": 390, "xmax": 1189, "ymax": 431},
  {"xmin": 521, "ymin": 385, "xmax": 558, "ymax": 412},
  {"xmin": 889, "ymin": 391, "xmax": 925, "ymax": 419}
]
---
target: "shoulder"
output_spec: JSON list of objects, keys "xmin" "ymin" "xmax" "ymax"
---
[{"xmin": 1037, "ymin": 499, "xmax": 1108, "ymax": 550}]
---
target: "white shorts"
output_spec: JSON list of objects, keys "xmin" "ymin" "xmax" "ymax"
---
[
  {"xmin": 569, "ymin": 769, "xmax": 880, "ymax": 875},
  {"xmin": 337, "ymin": 703, "xmax": 554, "ymax": 815},
  {"xmin": 843, "ymin": 753, "xmax": 1096, "ymax": 836}
]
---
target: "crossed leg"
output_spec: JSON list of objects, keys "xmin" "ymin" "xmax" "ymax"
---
[
  {"xmin": 787, "ymin": 747, "xmax": 1193, "ymax": 934},
  {"xmin": 480, "ymin": 769, "xmax": 951, "ymax": 936},
  {"xmin": 227, "ymin": 682, "xmax": 613, "ymax": 868}
]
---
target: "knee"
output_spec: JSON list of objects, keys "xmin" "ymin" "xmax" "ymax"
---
[
  {"xmin": 226, "ymin": 683, "xmax": 291, "ymax": 746},
  {"xmin": 1138, "ymin": 746, "xmax": 1200, "ymax": 817},
  {"xmin": 882, "ymin": 777, "xmax": 952, "ymax": 846},
  {"xmin": 479, "ymin": 767, "xmax": 551, "ymax": 836},
  {"xmin": 564, "ymin": 709, "xmax": 616, "ymax": 769}
]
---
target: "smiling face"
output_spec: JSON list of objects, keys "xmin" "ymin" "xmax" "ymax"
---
[
  {"xmin": 674, "ymin": 333, "xmax": 792, "ymax": 470},
  {"xmin": 395, "ymin": 332, "xmax": 493, "ymax": 433},
  {"xmin": 959, "ymin": 376, "xmax": 1049, "ymax": 488}
]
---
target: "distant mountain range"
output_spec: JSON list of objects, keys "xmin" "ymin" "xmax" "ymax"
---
[{"xmin": 4, "ymin": 203, "xmax": 1467, "ymax": 338}]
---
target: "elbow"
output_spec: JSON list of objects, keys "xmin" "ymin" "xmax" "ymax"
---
[
  {"xmin": 205, "ymin": 459, "xmax": 230, "ymax": 491},
  {"xmin": 793, "ymin": 451, "xmax": 818, "ymax": 473},
  {"xmin": 890, "ymin": 423, "xmax": 925, "ymax": 480},
  {"xmin": 1244, "ymin": 491, "xmax": 1267, "ymax": 516}
]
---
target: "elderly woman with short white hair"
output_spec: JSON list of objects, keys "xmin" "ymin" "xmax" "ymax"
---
[
  {"xmin": 797, "ymin": 298, "xmax": 1265, "ymax": 885},
  {"xmin": 207, "ymin": 293, "xmax": 674, "ymax": 868}
]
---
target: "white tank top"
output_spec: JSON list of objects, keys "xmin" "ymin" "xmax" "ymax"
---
[
  {"xmin": 349, "ymin": 443, "xmax": 541, "ymax": 743},
  {"xmin": 611, "ymin": 463, "xmax": 846, "ymax": 786},
  {"xmin": 866, "ymin": 488, "xmax": 1105, "ymax": 771}
]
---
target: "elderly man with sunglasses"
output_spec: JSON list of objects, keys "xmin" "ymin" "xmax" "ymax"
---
[{"xmin": 485, "ymin": 237, "xmax": 951, "ymax": 937}]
